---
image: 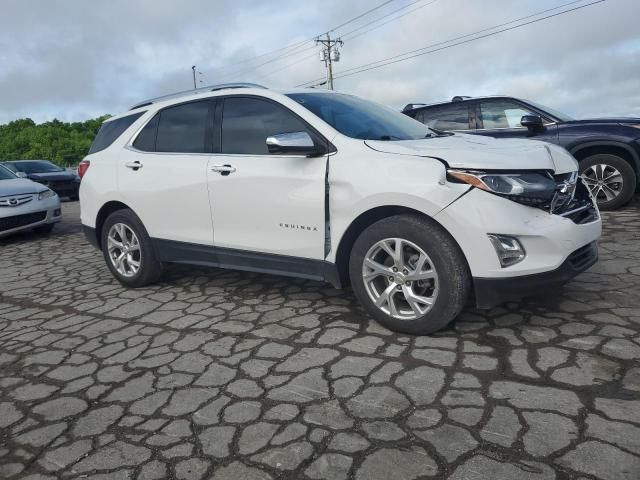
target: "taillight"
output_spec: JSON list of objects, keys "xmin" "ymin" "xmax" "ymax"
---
[{"xmin": 78, "ymin": 159, "xmax": 90, "ymax": 179}]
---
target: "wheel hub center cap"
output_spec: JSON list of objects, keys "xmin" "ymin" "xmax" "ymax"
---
[{"xmin": 394, "ymin": 273, "xmax": 406, "ymax": 284}]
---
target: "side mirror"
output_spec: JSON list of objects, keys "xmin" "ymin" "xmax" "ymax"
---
[
  {"xmin": 521, "ymin": 115, "xmax": 544, "ymax": 132},
  {"xmin": 15, "ymin": 171, "xmax": 28, "ymax": 179},
  {"xmin": 266, "ymin": 131, "xmax": 322, "ymax": 156}
]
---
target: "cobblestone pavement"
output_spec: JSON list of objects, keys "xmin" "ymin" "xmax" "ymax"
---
[{"xmin": 1, "ymin": 200, "xmax": 639, "ymax": 480}]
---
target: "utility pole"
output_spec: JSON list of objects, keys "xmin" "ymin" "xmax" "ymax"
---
[
  {"xmin": 316, "ymin": 34, "xmax": 343, "ymax": 90},
  {"xmin": 192, "ymin": 65, "xmax": 197, "ymax": 89}
]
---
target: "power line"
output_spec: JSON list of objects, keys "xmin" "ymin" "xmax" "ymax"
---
[
  {"xmin": 207, "ymin": 0, "xmax": 403, "ymax": 82},
  {"xmin": 296, "ymin": 0, "xmax": 603, "ymax": 86},
  {"xmin": 327, "ymin": 0, "xmax": 396, "ymax": 34},
  {"xmin": 298, "ymin": 0, "xmax": 445, "ymax": 87},
  {"xmin": 254, "ymin": 51, "xmax": 320, "ymax": 82},
  {"xmin": 340, "ymin": 0, "xmax": 436, "ymax": 40},
  {"xmin": 228, "ymin": 0, "xmax": 442, "ymax": 85},
  {"xmin": 218, "ymin": 43, "xmax": 318, "ymax": 82}
]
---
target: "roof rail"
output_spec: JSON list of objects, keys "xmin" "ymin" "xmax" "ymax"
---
[
  {"xmin": 452, "ymin": 96, "xmax": 472, "ymax": 102},
  {"xmin": 129, "ymin": 82, "xmax": 268, "ymax": 110},
  {"xmin": 401, "ymin": 103, "xmax": 427, "ymax": 113}
]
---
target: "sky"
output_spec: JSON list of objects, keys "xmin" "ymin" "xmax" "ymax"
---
[{"xmin": 1, "ymin": 0, "xmax": 639, "ymax": 124}]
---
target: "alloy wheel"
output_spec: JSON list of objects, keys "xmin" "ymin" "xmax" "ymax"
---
[
  {"xmin": 581, "ymin": 164, "xmax": 623, "ymax": 203},
  {"xmin": 362, "ymin": 238, "xmax": 439, "ymax": 320},
  {"xmin": 107, "ymin": 223, "xmax": 141, "ymax": 278}
]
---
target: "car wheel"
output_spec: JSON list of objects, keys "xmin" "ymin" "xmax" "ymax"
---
[
  {"xmin": 349, "ymin": 214, "xmax": 471, "ymax": 335},
  {"xmin": 101, "ymin": 209, "xmax": 162, "ymax": 287},
  {"xmin": 34, "ymin": 224, "xmax": 54, "ymax": 235},
  {"xmin": 580, "ymin": 154, "xmax": 636, "ymax": 211}
]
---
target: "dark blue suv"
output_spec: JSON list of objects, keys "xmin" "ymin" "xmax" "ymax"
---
[{"xmin": 403, "ymin": 96, "xmax": 640, "ymax": 210}]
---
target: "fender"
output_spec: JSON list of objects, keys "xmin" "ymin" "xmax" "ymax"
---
[{"xmin": 569, "ymin": 140, "xmax": 640, "ymax": 174}]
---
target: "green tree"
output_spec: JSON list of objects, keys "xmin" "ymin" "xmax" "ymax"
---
[{"xmin": 0, "ymin": 115, "xmax": 110, "ymax": 167}]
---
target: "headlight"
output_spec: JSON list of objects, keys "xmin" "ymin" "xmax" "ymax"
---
[
  {"xmin": 448, "ymin": 169, "xmax": 557, "ymax": 206},
  {"xmin": 38, "ymin": 189, "xmax": 57, "ymax": 200}
]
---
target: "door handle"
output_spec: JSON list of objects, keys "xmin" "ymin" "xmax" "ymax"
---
[
  {"xmin": 211, "ymin": 164, "xmax": 236, "ymax": 176},
  {"xmin": 125, "ymin": 161, "xmax": 143, "ymax": 170}
]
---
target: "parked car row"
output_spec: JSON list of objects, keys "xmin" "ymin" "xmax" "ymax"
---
[
  {"xmin": 2, "ymin": 160, "xmax": 80, "ymax": 200},
  {"xmin": 78, "ymin": 83, "xmax": 601, "ymax": 334},
  {"xmin": 402, "ymin": 96, "xmax": 640, "ymax": 211},
  {"xmin": 0, "ymin": 164, "xmax": 62, "ymax": 238}
]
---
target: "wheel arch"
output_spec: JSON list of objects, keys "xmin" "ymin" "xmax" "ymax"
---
[
  {"xmin": 333, "ymin": 205, "xmax": 469, "ymax": 287},
  {"xmin": 570, "ymin": 141, "xmax": 640, "ymax": 179},
  {"xmin": 94, "ymin": 200, "xmax": 136, "ymax": 249}
]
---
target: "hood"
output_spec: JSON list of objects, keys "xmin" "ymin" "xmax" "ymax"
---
[
  {"xmin": 28, "ymin": 171, "xmax": 78, "ymax": 181},
  {"xmin": 364, "ymin": 133, "xmax": 578, "ymax": 174},
  {"xmin": 0, "ymin": 178, "xmax": 48, "ymax": 197},
  {"xmin": 561, "ymin": 117, "xmax": 640, "ymax": 126}
]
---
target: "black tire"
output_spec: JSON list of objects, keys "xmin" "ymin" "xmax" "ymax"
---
[
  {"xmin": 349, "ymin": 214, "xmax": 471, "ymax": 335},
  {"xmin": 34, "ymin": 223, "xmax": 54, "ymax": 235},
  {"xmin": 579, "ymin": 154, "xmax": 636, "ymax": 211},
  {"xmin": 101, "ymin": 209, "xmax": 162, "ymax": 287}
]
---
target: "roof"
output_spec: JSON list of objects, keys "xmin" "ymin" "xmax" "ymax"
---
[
  {"xmin": 129, "ymin": 82, "xmax": 269, "ymax": 111},
  {"xmin": 402, "ymin": 95, "xmax": 511, "ymax": 112}
]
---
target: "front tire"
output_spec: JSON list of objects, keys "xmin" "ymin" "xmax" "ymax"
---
[
  {"xmin": 349, "ymin": 214, "xmax": 471, "ymax": 335},
  {"xmin": 101, "ymin": 209, "xmax": 162, "ymax": 287},
  {"xmin": 580, "ymin": 154, "xmax": 636, "ymax": 211}
]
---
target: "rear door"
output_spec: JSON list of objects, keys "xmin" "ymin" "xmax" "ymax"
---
[
  {"xmin": 118, "ymin": 99, "xmax": 215, "ymax": 245},
  {"xmin": 207, "ymin": 96, "xmax": 327, "ymax": 259},
  {"xmin": 474, "ymin": 98, "xmax": 559, "ymax": 142}
]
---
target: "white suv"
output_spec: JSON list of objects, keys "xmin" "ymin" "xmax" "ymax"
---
[{"xmin": 79, "ymin": 83, "xmax": 601, "ymax": 334}]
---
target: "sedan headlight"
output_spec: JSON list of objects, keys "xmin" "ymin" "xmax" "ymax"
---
[
  {"xmin": 38, "ymin": 189, "xmax": 57, "ymax": 200},
  {"xmin": 447, "ymin": 169, "xmax": 557, "ymax": 206}
]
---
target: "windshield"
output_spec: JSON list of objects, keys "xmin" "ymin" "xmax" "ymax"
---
[
  {"xmin": 524, "ymin": 100, "xmax": 574, "ymax": 122},
  {"xmin": 0, "ymin": 165, "xmax": 17, "ymax": 180},
  {"xmin": 287, "ymin": 92, "xmax": 430, "ymax": 141},
  {"xmin": 8, "ymin": 160, "xmax": 64, "ymax": 174}
]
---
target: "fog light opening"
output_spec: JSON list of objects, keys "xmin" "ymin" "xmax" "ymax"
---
[{"xmin": 488, "ymin": 234, "xmax": 526, "ymax": 268}]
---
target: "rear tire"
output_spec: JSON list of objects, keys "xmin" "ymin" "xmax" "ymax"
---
[
  {"xmin": 101, "ymin": 209, "xmax": 162, "ymax": 287},
  {"xmin": 349, "ymin": 214, "xmax": 470, "ymax": 335},
  {"xmin": 579, "ymin": 154, "xmax": 636, "ymax": 211}
]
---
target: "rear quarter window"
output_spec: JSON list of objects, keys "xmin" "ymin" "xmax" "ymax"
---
[{"xmin": 89, "ymin": 112, "xmax": 145, "ymax": 154}]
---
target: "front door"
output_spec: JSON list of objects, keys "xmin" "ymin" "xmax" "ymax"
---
[
  {"xmin": 207, "ymin": 96, "xmax": 327, "ymax": 260},
  {"xmin": 119, "ymin": 99, "xmax": 214, "ymax": 245},
  {"xmin": 473, "ymin": 99, "xmax": 559, "ymax": 143}
]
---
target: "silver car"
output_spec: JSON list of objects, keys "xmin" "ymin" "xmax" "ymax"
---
[{"xmin": 0, "ymin": 164, "xmax": 62, "ymax": 238}]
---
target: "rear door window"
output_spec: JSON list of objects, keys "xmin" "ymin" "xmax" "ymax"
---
[
  {"xmin": 419, "ymin": 104, "xmax": 470, "ymax": 131},
  {"xmin": 155, "ymin": 101, "xmax": 211, "ymax": 153},
  {"xmin": 89, "ymin": 112, "xmax": 144, "ymax": 154}
]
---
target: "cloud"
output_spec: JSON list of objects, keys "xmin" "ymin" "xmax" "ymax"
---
[{"xmin": 0, "ymin": 0, "xmax": 638, "ymax": 123}]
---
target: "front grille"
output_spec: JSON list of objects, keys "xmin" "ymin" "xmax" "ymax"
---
[
  {"xmin": 568, "ymin": 241, "xmax": 597, "ymax": 271},
  {"xmin": 563, "ymin": 204, "xmax": 599, "ymax": 224},
  {"xmin": 0, "ymin": 195, "xmax": 33, "ymax": 207},
  {"xmin": 551, "ymin": 176, "xmax": 599, "ymax": 224},
  {"xmin": 0, "ymin": 211, "xmax": 47, "ymax": 232}
]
